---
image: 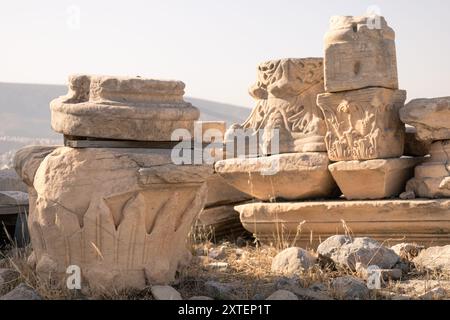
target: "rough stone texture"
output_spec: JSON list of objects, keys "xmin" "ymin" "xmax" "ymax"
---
[
  {"xmin": 0, "ymin": 191, "xmax": 28, "ymax": 205},
  {"xmin": 226, "ymin": 58, "xmax": 327, "ymax": 155},
  {"xmin": 404, "ymin": 126, "xmax": 431, "ymax": 157},
  {"xmin": 406, "ymin": 140, "xmax": 450, "ymax": 198},
  {"xmin": 189, "ymin": 296, "xmax": 214, "ymax": 300},
  {"xmin": 50, "ymin": 75, "xmax": 200, "ymax": 141},
  {"xmin": 205, "ymin": 174, "xmax": 251, "ymax": 207},
  {"xmin": 0, "ymin": 169, "xmax": 27, "ymax": 192},
  {"xmin": 400, "ymin": 97, "xmax": 450, "ymax": 141},
  {"xmin": 236, "ymin": 200, "xmax": 450, "ymax": 248},
  {"xmin": 271, "ymin": 247, "xmax": 317, "ymax": 274},
  {"xmin": 14, "ymin": 146, "xmax": 212, "ymax": 291},
  {"xmin": 196, "ymin": 204, "xmax": 251, "ymax": 240},
  {"xmin": 331, "ymin": 276, "xmax": 370, "ymax": 300},
  {"xmin": 329, "ymin": 157, "xmax": 423, "ymax": 200},
  {"xmin": 151, "ymin": 285, "xmax": 182, "ymax": 300},
  {"xmin": 393, "ymin": 280, "xmax": 450, "ymax": 298},
  {"xmin": 317, "ymin": 236, "xmax": 399, "ymax": 270},
  {"xmin": 0, "ymin": 269, "xmax": 19, "ymax": 289},
  {"xmin": 390, "ymin": 243, "xmax": 425, "ymax": 261},
  {"xmin": 13, "ymin": 146, "xmax": 57, "ymax": 187},
  {"xmin": 324, "ymin": 15, "xmax": 398, "ymax": 92},
  {"xmin": 215, "ymin": 153, "xmax": 338, "ymax": 201},
  {"xmin": 204, "ymin": 281, "xmax": 238, "ymax": 300},
  {"xmin": 266, "ymin": 290, "xmax": 298, "ymax": 300},
  {"xmin": 413, "ymin": 245, "xmax": 450, "ymax": 273},
  {"xmin": 0, "ymin": 283, "xmax": 41, "ymax": 300},
  {"xmin": 317, "ymin": 88, "xmax": 406, "ymax": 161}
]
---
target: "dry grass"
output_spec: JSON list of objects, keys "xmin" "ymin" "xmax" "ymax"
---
[{"xmin": 0, "ymin": 223, "xmax": 449, "ymax": 300}]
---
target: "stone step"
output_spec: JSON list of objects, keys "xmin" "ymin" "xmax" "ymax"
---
[{"xmin": 235, "ymin": 199, "xmax": 450, "ymax": 249}]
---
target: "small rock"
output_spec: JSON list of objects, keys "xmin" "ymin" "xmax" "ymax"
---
[
  {"xmin": 399, "ymin": 190, "xmax": 416, "ymax": 200},
  {"xmin": 290, "ymin": 287, "xmax": 333, "ymax": 300},
  {"xmin": 208, "ymin": 246, "xmax": 226, "ymax": 260},
  {"xmin": 207, "ymin": 262, "xmax": 229, "ymax": 271},
  {"xmin": 317, "ymin": 235, "xmax": 400, "ymax": 271},
  {"xmin": 266, "ymin": 290, "xmax": 298, "ymax": 300},
  {"xmin": 391, "ymin": 243, "xmax": 424, "ymax": 260},
  {"xmin": 413, "ymin": 245, "xmax": 450, "ymax": 273},
  {"xmin": 331, "ymin": 276, "xmax": 370, "ymax": 300},
  {"xmin": 357, "ymin": 264, "xmax": 402, "ymax": 281},
  {"xmin": 271, "ymin": 247, "xmax": 317, "ymax": 274},
  {"xmin": 419, "ymin": 287, "xmax": 447, "ymax": 300},
  {"xmin": 274, "ymin": 276, "xmax": 302, "ymax": 290},
  {"xmin": 251, "ymin": 293, "xmax": 266, "ymax": 300},
  {"xmin": 0, "ymin": 283, "xmax": 42, "ymax": 300},
  {"xmin": 151, "ymin": 285, "xmax": 182, "ymax": 300},
  {"xmin": 204, "ymin": 281, "xmax": 237, "ymax": 300},
  {"xmin": 309, "ymin": 282, "xmax": 328, "ymax": 292},
  {"xmin": 189, "ymin": 296, "xmax": 214, "ymax": 300}
]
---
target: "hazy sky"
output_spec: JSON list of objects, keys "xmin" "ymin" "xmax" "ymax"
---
[{"xmin": 1, "ymin": 0, "xmax": 449, "ymax": 107}]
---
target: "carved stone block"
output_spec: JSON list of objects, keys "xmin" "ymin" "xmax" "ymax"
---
[
  {"xmin": 226, "ymin": 58, "xmax": 327, "ymax": 155},
  {"xmin": 317, "ymin": 87, "xmax": 406, "ymax": 161},
  {"xmin": 50, "ymin": 75, "xmax": 200, "ymax": 141},
  {"xmin": 324, "ymin": 15, "xmax": 399, "ymax": 92},
  {"xmin": 329, "ymin": 157, "xmax": 423, "ymax": 200},
  {"xmin": 14, "ymin": 146, "xmax": 212, "ymax": 291}
]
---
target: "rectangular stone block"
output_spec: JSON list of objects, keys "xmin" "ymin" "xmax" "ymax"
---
[
  {"xmin": 317, "ymin": 87, "xmax": 406, "ymax": 161},
  {"xmin": 329, "ymin": 158, "xmax": 423, "ymax": 200},
  {"xmin": 324, "ymin": 15, "xmax": 399, "ymax": 92}
]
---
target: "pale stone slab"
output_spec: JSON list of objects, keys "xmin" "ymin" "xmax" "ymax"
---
[
  {"xmin": 329, "ymin": 157, "xmax": 423, "ymax": 200},
  {"xmin": 324, "ymin": 15, "xmax": 398, "ymax": 92},
  {"xmin": 235, "ymin": 200, "xmax": 450, "ymax": 249},
  {"xmin": 14, "ymin": 146, "xmax": 212, "ymax": 291},
  {"xmin": 226, "ymin": 58, "xmax": 327, "ymax": 156},
  {"xmin": 50, "ymin": 75, "xmax": 199, "ymax": 141},
  {"xmin": 317, "ymin": 88, "xmax": 406, "ymax": 161},
  {"xmin": 215, "ymin": 153, "xmax": 338, "ymax": 201},
  {"xmin": 400, "ymin": 97, "xmax": 450, "ymax": 141},
  {"xmin": 406, "ymin": 140, "xmax": 450, "ymax": 198}
]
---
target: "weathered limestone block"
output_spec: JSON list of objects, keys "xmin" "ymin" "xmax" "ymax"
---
[
  {"xmin": 324, "ymin": 15, "xmax": 398, "ymax": 92},
  {"xmin": 14, "ymin": 146, "xmax": 212, "ymax": 291},
  {"xmin": 235, "ymin": 200, "xmax": 450, "ymax": 249},
  {"xmin": 404, "ymin": 126, "xmax": 431, "ymax": 157},
  {"xmin": 317, "ymin": 88, "xmax": 406, "ymax": 161},
  {"xmin": 215, "ymin": 153, "xmax": 338, "ymax": 201},
  {"xmin": 406, "ymin": 140, "xmax": 450, "ymax": 198},
  {"xmin": 400, "ymin": 97, "xmax": 450, "ymax": 141},
  {"xmin": 329, "ymin": 157, "xmax": 423, "ymax": 200},
  {"xmin": 50, "ymin": 75, "xmax": 200, "ymax": 141},
  {"xmin": 226, "ymin": 58, "xmax": 327, "ymax": 155}
]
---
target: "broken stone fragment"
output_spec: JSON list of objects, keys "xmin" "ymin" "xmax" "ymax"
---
[
  {"xmin": 400, "ymin": 96, "xmax": 450, "ymax": 141},
  {"xmin": 215, "ymin": 152, "xmax": 338, "ymax": 201},
  {"xmin": 226, "ymin": 58, "xmax": 327, "ymax": 156},
  {"xmin": 404, "ymin": 126, "xmax": 431, "ymax": 157},
  {"xmin": 328, "ymin": 157, "xmax": 423, "ymax": 200},
  {"xmin": 406, "ymin": 140, "xmax": 450, "ymax": 198},
  {"xmin": 50, "ymin": 75, "xmax": 200, "ymax": 141},
  {"xmin": 317, "ymin": 87, "xmax": 406, "ymax": 161},
  {"xmin": 324, "ymin": 15, "xmax": 398, "ymax": 92}
]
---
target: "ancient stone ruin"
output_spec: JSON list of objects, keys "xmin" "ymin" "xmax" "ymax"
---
[
  {"xmin": 218, "ymin": 14, "xmax": 450, "ymax": 248},
  {"xmin": 10, "ymin": 14, "xmax": 450, "ymax": 294},
  {"xmin": 14, "ymin": 75, "xmax": 214, "ymax": 291}
]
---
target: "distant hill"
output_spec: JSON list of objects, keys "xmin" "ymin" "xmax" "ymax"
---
[{"xmin": 0, "ymin": 82, "xmax": 251, "ymax": 168}]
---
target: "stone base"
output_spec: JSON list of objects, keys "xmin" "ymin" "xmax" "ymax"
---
[
  {"xmin": 215, "ymin": 153, "xmax": 339, "ymax": 201},
  {"xmin": 235, "ymin": 200, "xmax": 450, "ymax": 249},
  {"xmin": 406, "ymin": 140, "xmax": 450, "ymax": 198},
  {"xmin": 329, "ymin": 157, "xmax": 423, "ymax": 200}
]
